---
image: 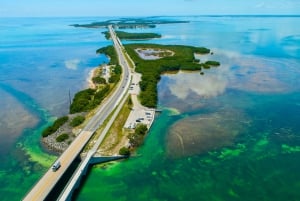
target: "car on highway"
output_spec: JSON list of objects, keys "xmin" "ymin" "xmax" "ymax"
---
[{"xmin": 52, "ymin": 161, "xmax": 61, "ymax": 172}]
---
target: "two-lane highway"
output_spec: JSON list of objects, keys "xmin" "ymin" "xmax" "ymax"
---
[{"xmin": 23, "ymin": 25, "xmax": 131, "ymax": 201}]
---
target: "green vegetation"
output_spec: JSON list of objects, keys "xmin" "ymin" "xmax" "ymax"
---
[
  {"xmin": 205, "ymin": 60, "xmax": 220, "ymax": 66},
  {"xmin": 97, "ymin": 43, "xmax": 219, "ymax": 108},
  {"xmin": 103, "ymin": 31, "xmax": 161, "ymax": 40},
  {"xmin": 71, "ymin": 18, "xmax": 189, "ymax": 29},
  {"xmin": 108, "ymin": 65, "xmax": 122, "ymax": 83},
  {"xmin": 128, "ymin": 124, "xmax": 148, "ymax": 147},
  {"xmin": 70, "ymin": 88, "xmax": 95, "ymax": 113},
  {"xmin": 97, "ymin": 46, "xmax": 118, "ymax": 65},
  {"xmin": 98, "ymin": 43, "xmax": 217, "ymax": 107},
  {"xmin": 70, "ymin": 85, "xmax": 110, "ymax": 114},
  {"xmin": 125, "ymin": 44, "xmax": 213, "ymax": 107},
  {"xmin": 56, "ymin": 133, "xmax": 69, "ymax": 142},
  {"xmin": 119, "ymin": 147, "xmax": 130, "ymax": 156},
  {"xmin": 135, "ymin": 124, "xmax": 148, "ymax": 135},
  {"xmin": 94, "ymin": 96, "xmax": 132, "ymax": 154},
  {"xmin": 128, "ymin": 96, "xmax": 133, "ymax": 108},
  {"xmin": 70, "ymin": 116, "xmax": 85, "ymax": 127},
  {"xmin": 42, "ymin": 116, "xmax": 69, "ymax": 137},
  {"xmin": 92, "ymin": 76, "xmax": 106, "ymax": 84}
]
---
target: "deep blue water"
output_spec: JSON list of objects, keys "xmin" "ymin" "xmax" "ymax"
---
[{"xmin": 0, "ymin": 16, "xmax": 300, "ymax": 201}]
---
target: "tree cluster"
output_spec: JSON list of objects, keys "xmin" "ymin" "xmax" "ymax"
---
[
  {"xmin": 96, "ymin": 46, "xmax": 118, "ymax": 65},
  {"xmin": 70, "ymin": 85, "xmax": 110, "ymax": 114},
  {"xmin": 108, "ymin": 65, "xmax": 122, "ymax": 84},
  {"xmin": 56, "ymin": 133, "xmax": 69, "ymax": 142},
  {"xmin": 69, "ymin": 116, "xmax": 85, "ymax": 127},
  {"xmin": 119, "ymin": 147, "xmax": 130, "ymax": 156},
  {"xmin": 103, "ymin": 31, "xmax": 162, "ymax": 40},
  {"xmin": 205, "ymin": 60, "xmax": 220, "ymax": 66},
  {"xmin": 92, "ymin": 76, "xmax": 106, "ymax": 84},
  {"xmin": 42, "ymin": 116, "xmax": 69, "ymax": 137},
  {"xmin": 128, "ymin": 124, "xmax": 148, "ymax": 147}
]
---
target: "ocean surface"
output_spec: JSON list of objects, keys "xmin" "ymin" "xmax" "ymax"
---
[{"xmin": 1, "ymin": 16, "xmax": 300, "ymax": 201}]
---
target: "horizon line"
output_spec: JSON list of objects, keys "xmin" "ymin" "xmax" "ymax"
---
[{"xmin": 1, "ymin": 14, "xmax": 300, "ymax": 19}]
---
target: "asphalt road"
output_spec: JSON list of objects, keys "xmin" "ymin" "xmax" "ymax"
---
[{"xmin": 23, "ymin": 26, "xmax": 131, "ymax": 201}]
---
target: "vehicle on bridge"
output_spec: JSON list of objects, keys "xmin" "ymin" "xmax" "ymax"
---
[{"xmin": 52, "ymin": 161, "xmax": 61, "ymax": 172}]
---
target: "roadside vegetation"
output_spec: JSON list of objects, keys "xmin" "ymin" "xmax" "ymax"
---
[
  {"xmin": 108, "ymin": 65, "xmax": 122, "ymax": 83},
  {"xmin": 97, "ymin": 46, "xmax": 118, "ymax": 65},
  {"xmin": 70, "ymin": 116, "xmax": 85, "ymax": 127},
  {"xmin": 96, "ymin": 96, "xmax": 132, "ymax": 155},
  {"xmin": 69, "ymin": 85, "xmax": 110, "ymax": 114},
  {"xmin": 92, "ymin": 76, "xmax": 106, "ymax": 84}
]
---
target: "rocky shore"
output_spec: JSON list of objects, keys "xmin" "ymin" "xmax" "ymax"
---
[
  {"xmin": 41, "ymin": 113, "xmax": 86, "ymax": 153},
  {"xmin": 41, "ymin": 66, "xmax": 105, "ymax": 154}
]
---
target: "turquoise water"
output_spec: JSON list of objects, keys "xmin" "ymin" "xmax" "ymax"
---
[
  {"xmin": 0, "ymin": 17, "xmax": 110, "ymax": 200},
  {"xmin": 76, "ymin": 16, "xmax": 300, "ymax": 201},
  {"xmin": 1, "ymin": 16, "xmax": 300, "ymax": 201}
]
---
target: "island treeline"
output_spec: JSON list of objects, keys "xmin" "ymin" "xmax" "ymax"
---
[
  {"xmin": 71, "ymin": 18, "xmax": 189, "ymax": 29},
  {"xmin": 103, "ymin": 31, "xmax": 161, "ymax": 40}
]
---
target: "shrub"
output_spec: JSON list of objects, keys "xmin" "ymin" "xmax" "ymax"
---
[
  {"xmin": 92, "ymin": 76, "xmax": 106, "ymax": 84},
  {"xmin": 128, "ymin": 124, "xmax": 148, "ymax": 147},
  {"xmin": 128, "ymin": 133, "xmax": 144, "ymax": 147},
  {"xmin": 42, "ymin": 116, "xmax": 69, "ymax": 137},
  {"xmin": 119, "ymin": 147, "xmax": 130, "ymax": 156},
  {"xmin": 135, "ymin": 124, "xmax": 148, "ymax": 136},
  {"xmin": 70, "ymin": 116, "xmax": 85, "ymax": 127},
  {"xmin": 56, "ymin": 133, "xmax": 69, "ymax": 142}
]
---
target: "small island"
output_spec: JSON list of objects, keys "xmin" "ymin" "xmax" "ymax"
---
[
  {"xmin": 103, "ymin": 31, "xmax": 161, "ymax": 40},
  {"xmin": 71, "ymin": 18, "xmax": 189, "ymax": 29}
]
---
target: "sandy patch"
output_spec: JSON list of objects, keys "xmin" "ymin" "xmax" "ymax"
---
[
  {"xmin": 87, "ymin": 67, "xmax": 98, "ymax": 89},
  {"xmin": 135, "ymin": 48, "xmax": 174, "ymax": 60},
  {"xmin": 166, "ymin": 109, "xmax": 248, "ymax": 158}
]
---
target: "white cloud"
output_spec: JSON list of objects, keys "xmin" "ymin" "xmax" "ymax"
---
[
  {"xmin": 64, "ymin": 59, "xmax": 80, "ymax": 70},
  {"xmin": 166, "ymin": 71, "xmax": 228, "ymax": 100}
]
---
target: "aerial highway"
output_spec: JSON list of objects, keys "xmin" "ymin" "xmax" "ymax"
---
[{"xmin": 23, "ymin": 25, "xmax": 131, "ymax": 201}]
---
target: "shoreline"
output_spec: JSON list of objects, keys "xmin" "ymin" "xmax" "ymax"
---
[
  {"xmin": 41, "ymin": 67, "xmax": 100, "ymax": 154},
  {"xmin": 87, "ymin": 67, "xmax": 98, "ymax": 89}
]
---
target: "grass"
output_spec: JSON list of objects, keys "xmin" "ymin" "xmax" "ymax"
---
[{"xmin": 99, "ymin": 96, "xmax": 132, "ymax": 154}]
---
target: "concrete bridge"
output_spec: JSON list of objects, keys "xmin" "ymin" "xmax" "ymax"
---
[{"xmin": 57, "ymin": 153, "xmax": 128, "ymax": 201}]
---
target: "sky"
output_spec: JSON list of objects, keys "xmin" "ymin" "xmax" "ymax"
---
[{"xmin": 0, "ymin": 0, "xmax": 300, "ymax": 17}]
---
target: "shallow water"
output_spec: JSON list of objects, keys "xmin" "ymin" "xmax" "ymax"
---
[
  {"xmin": 1, "ymin": 16, "xmax": 300, "ymax": 200},
  {"xmin": 76, "ymin": 16, "xmax": 300, "ymax": 201},
  {"xmin": 0, "ymin": 17, "xmax": 111, "ymax": 200}
]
